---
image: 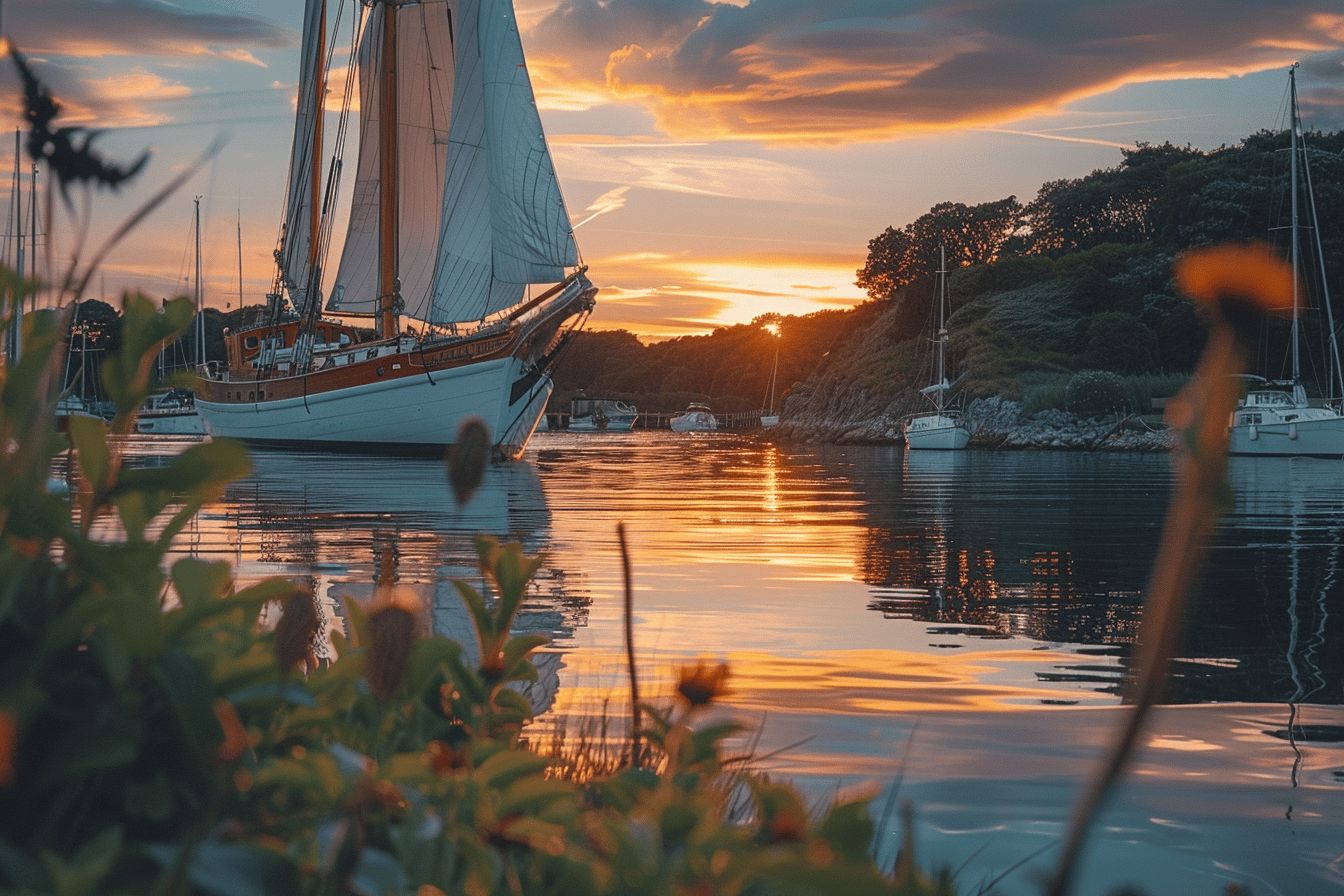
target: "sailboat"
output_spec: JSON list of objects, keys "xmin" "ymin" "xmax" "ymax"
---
[
  {"xmin": 194, "ymin": 0, "xmax": 596, "ymax": 458},
  {"xmin": 137, "ymin": 197, "xmax": 207, "ymax": 436},
  {"xmin": 1227, "ymin": 64, "xmax": 1344, "ymax": 458},
  {"xmin": 903, "ymin": 246, "xmax": 970, "ymax": 450},
  {"xmin": 760, "ymin": 326, "xmax": 780, "ymax": 429}
]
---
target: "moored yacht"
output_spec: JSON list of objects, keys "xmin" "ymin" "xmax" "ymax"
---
[
  {"xmin": 904, "ymin": 247, "xmax": 970, "ymax": 451},
  {"xmin": 670, "ymin": 402, "xmax": 718, "ymax": 432}
]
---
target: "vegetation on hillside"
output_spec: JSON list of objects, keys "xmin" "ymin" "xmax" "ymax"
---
[{"xmin": 553, "ymin": 132, "xmax": 1344, "ymax": 427}]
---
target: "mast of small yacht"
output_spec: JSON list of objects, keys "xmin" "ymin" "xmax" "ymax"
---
[
  {"xmin": 194, "ymin": 196, "xmax": 205, "ymax": 368},
  {"xmin": 7, "ymin": 130, "xmax": 22, "ymax": 364},
  {"xmin": 1296, "ymin": 68, "xmax": 1344, "ymax": 403},
  {"xmin": 1289, "ymin": 63, "xmax": 1302, "ymax": 385},
  {"xmin": 935, "ymin": 245, "xmax": 948, "ymax": 415},
  {"xmin": 377, "ymin": 0, "xmax": 400, "ymax": 340}
]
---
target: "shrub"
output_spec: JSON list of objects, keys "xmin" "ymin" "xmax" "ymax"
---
[
  {"xmin": 1065, "ymin": 369, "xmax": 1128, "ymax": 417},
  {"xmin": 0, "ymin": 283, "xmax": 949, "ymax": 895},
  {"xmin": 1078, "ymin": 311, "xmax": 1159, "ymax": 373}
]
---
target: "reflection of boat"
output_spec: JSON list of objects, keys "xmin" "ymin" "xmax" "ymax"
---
[
  {"xmin": 904, "ymin": 247, "xmax": 969, "ymax": 450},
  {"xmin": 195, "ymin": 0, "xmax": 596, "ymax": 458},
  {"xmin": 135, "ymin": 389, "xmax": 206, "ymax": 435},
  {"xmin": 670, "ymin": 402, "xmax": 718, "ymax": 432},
  {"xmin": 569, "ymin": 396, "xmax": 638, "ymax": 432},
  {"xmin": 1228, "ymin": 65, "xmax": 1344, "ymax": 458}
]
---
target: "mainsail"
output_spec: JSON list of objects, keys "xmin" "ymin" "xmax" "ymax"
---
[
  {"xmin": 430, "ymin": 0, "xmax": 579, "ymax": 323},
  {"xmin": 328, "ymin": 1, "xmax": 453, "ymax": 319},
  {"xmin": 326, "ymin": 0, "xmax": 578, "ymax": 324},
  {"xmin": 277, "ymin": 0, "xmax": 326, "ymax": 314}
]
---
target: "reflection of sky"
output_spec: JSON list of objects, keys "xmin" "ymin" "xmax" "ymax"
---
[{"xmin": 99, "ymin": 432, "xmax": 1344, "ymax": 894}]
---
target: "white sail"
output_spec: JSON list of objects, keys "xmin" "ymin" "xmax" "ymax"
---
[
  {"xmin": 277, "ymin": 0, "xmax": 326, "ymax": 313},
  {"xmin": 429, "ymin": 0, "xmax": 579, "ymax": 324},
  {"xmin": 328, "ymin": 2, "xmax": 453, "ymax": 319}
]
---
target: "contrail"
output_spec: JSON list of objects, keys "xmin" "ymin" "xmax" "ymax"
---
[
  {"xmin": 573, "ymin": 186, "xmax": 631, "ymax": 230},
  {"xmin": 975, "ymin": 127, "xmax": 1131, "ymax": 149}
]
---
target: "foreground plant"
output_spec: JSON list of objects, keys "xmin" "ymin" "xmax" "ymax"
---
[{"xmin": 0, "ymin": 282, "xmax": 943, "ymax": 894}]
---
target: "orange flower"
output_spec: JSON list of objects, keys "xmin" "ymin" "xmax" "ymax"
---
[
  {"xmin": 213, "ymin": 699, "xmax": 250, "ymax": 763},
  {"xmin": 0, "ymin": 710, "xmax": 17, "ymax": 788},
  {"xmin": 1175, "ymin": 243, "xmax": 1294, "ymax": 315},
  {"xmin": 676, "ymin": 661, "xmax": 730, "ymax": 707}
]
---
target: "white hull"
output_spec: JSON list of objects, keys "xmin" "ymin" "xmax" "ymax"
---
[
  {"xmin": 670, "ymin": 412, "xmax": 718, "ymax": 432},
  {"xmin": 905, "ymin": 414, "xmax": 971, "ymax": 451},
  {"xmin": 760, "ymin": 414, "xmax": 780, "ymax": 429},
  {"xmin": 136, "ymin": 410, "xmax": 206, "ymax": 436},
  {"xmin": 197, "ymin": 354, "xmax": 549, "ymax": 458},
  {"xmin": 1228, "ymin": 415, "xmax": 1344, "ymax": 458}
]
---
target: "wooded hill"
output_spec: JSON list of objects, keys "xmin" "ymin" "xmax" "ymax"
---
[{"xmin": 554, "ymin": 129, "xmax": 1344, "ymax": 426}]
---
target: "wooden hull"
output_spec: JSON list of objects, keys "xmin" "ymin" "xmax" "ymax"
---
[{"xmin": 197, "ymin": 275, "xmax": 593, "ymax": 458}]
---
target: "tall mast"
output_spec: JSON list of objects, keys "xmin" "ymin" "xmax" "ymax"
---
[
  {"xmin": 28, "ymin": 163, "xmax": 36, "ymax": 312},
  {"xmin": 237, "ymin": 204, "xmax": 244, "ymax": 311},
  {"xmin": 307, "ymin": 1, "xmax": 326, "ymax": 281},
  {"xmin": 194, "ymin": 196, "xmax": 205, "ymax": 367},
  {"xmin": 377, "ymin": 0, "xmax": 400, "ymax": 339},
  {"xmin": 936, "ymin": 245, "xmax": 947, "ymax": 415},
  {"xmin": 1289, "ymin": 64, "xmax": 1302, "ymax": 384},
  {"xmin": 8, "ymin": 130, "xmax": 22, "ymax": 364}
]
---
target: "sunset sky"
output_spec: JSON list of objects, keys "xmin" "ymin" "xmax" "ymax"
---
[{"xmin": 2, "ymin": 0, "xmax": 1343, "ymax": 339}]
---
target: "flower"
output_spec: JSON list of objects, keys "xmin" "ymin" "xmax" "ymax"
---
[
  {"xmin": 213, "ymin": 699, "xmax": 250, "ymax": 763},
  {"xmin": 367, "ymin": 601, "xmax": 418, "ymax": 702},
  {"xmin": 273, "ymin": 587, "xmax": 320, "ymax": 673},
  {"xmin": 675, "ymin": 661, "xmax": 730, "ymax": 707},
  {"xmin": 1175, "ymin": 243, "xmax": 1294, "ymax": 315},
  {"xmin": 0, "ymin": 710, "xmax": 17, "ymax": 787}
]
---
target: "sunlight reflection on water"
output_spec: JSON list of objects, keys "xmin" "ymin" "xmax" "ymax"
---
[{"xmin": 109, "ymin": 431, "xmax": 1344, "ymax": 894}]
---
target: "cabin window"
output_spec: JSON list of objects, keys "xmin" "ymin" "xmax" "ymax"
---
[
  {"xmin": 338, "ymin": 333, "xmax": 352, "ymax": 346},
  {"xmin": 249, "ymin": 391, "xmax": 256, "ymax": 401},
  {"xmin": 244, "ymin": 336, "xmax": 258, "ymax": 349}
]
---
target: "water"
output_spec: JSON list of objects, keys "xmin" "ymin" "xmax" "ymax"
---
[{"xmin": 124, "ymin": 432, "xmax": 1344, "ymax": 894}]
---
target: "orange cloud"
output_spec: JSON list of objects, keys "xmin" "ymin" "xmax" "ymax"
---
[{"xmin": 528, "ymin": 0, "xmax": 1344, "ymax": 142}]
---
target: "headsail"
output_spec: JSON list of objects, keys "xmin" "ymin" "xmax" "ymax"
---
[
  {"xmin": 429, "ymin": 0, "xmax": 579, "ymax": 324},
  {"xmin": 328, "ymin": 1, "xmax": 453, "ymax": 319},
  {"xmin": 277, "ymin": 0, "xmax": 326, "ymax": 314}
]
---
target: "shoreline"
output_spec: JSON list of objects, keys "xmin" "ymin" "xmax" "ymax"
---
[{"xmin": 774, "ymin": 395, "xmax": 1175, "ymax": 451}]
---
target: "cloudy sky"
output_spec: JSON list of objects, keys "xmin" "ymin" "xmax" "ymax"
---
[{"xmin": 2, "ymin": 0, "xmax": 1342, "ymax": 338}]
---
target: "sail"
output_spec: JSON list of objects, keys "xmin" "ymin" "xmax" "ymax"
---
[
  {"xmin": 277, "ymin": 0, "xmax": 325, "ymax": 314},
  {"xmin": 429, "ymin": 0, "xmax": 579, "ymax": 324},
  {"xmin": 327, "ymin": 2, "xmax": 453, "ymax": 318}
]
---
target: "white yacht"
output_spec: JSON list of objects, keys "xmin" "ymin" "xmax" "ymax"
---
[
  {"xmin": 1227, "ymin": 65, "xmax": 1344, "ymax": 458},
  {"xmin": 670, "ymin": 402, "xmax": 718, "ymax": 432},
  {"xmin": 135, "ymin": 389, "xmax": 206, "ymax": 436},
  {"xmin": 904, "ymin": 247, "xmax": 970, "ymax": 451},
  {"xmin": 569, "ymin": 396, "xmax": 638, "ymax": 432}
]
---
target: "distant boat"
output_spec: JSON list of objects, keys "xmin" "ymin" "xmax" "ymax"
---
[
  {"xmin": 136, "ymin": 388, "xmax": 206, "ymax": 436},
  {"xmin": 1227, "ymin": 65, "xmax": 1344, "ymax": 458},
  {"xmin": 569, "ymin": 395, "xmax": 638, "ymax": 432},
  {"xmin": 139, "ymin": 198, "xmax": 206, "ymax": 437},
  {"xmin": 761, "ymin": 328, "xmax": 780, "ymax": 429},
  {"xmin": 904, "ymin": 246, "xmax": 970, "ymax": 451},
  {"xmin": 670, "ymin": 402, "xmax": 718, "ymax": 432},
  {"xmin": 195, "ymin": 0, "xmax": 596, "ymax": 458}
]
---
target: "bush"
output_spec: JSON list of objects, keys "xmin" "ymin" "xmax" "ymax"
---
[
  {"xmin": 1065, "ymin": 369, "xmax": 1128, "ymax": 417},
  {"xmin": 0, "ymin": 282, "xmax": 949, "ymax": 895},
  {"xmin": 1078, "ymin": 311, "xmax": 1159, "ymax": 373}
]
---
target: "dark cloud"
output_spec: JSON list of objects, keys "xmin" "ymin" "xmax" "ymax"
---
[
  {"xmin": 532, "ymin": 0, "xmax": 1344, "ymax": 141},
  {"xmin": 8, "ymin": 0, "xmax": 290, "ymax": 61}
]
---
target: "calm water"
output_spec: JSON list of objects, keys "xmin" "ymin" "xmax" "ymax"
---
[{"xmin": 123, "ymin": 432, "xmax": 1344, "ymax": 895}]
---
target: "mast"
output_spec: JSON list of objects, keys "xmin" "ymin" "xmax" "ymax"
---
[
  {"xmin": 377, "ymin": 0, "xmax": 400, "ymax": 339},
  {"xmin": 936, "ymin": 245, "xmax": 948, "ymax": 415},
  {"xmin": 8, "ymin": 129, "xmax": 22, "ymax": 363},
  {"xmin": 1296, "ymin": 69, "xmax": 1344, "ymax": 403},
  {"xmin": 28, "ymin": 163, "xmax": 36, "ymax": 312},
  {"xmin": 1289, "ymin": 64, "xmax": 1302, "ymax": 384},
  {"xmin": 237, "ymin": 204, "xmax": 244, "ymax": 311},
  {"xmin": 194, "ymin": 196, "xmax": 205, "ymax": 367},
  {"xmin": 308, "ymin": 1, "xmax": 326, "ymax": 282}
]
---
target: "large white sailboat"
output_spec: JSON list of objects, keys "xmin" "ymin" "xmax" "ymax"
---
[
  {"xmin": 903, "ymin": 247, "xmax": 970, "ymax": 451},
  {"xmin": 195, "ymin": 0, "xmax": 596, "ymax": 458},
  {"xmin": 1227, "ymin": 65, "xmax": 1344, "ymax": 458}
]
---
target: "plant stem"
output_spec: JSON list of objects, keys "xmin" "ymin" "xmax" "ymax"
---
[{"xmin": 618, "ymin": 522, "xmax": 641, "ymax": 767}]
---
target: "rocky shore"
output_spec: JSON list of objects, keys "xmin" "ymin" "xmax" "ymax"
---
[{"xmin": 775, "ymin": 395, "xmax": 1175, "ymax": 451}]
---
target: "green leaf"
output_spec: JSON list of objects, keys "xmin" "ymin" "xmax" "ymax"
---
[
  {"xmin": 67, "ymin": 415, "xmax": 110, "ymax": 493},
  {"xmin": 474, "ymin": 750, "xmax": 550, "ymax": 790},
  {"xmin": 147, "ymin": 840, "xmax": 300, "ymax": 896},
  {"xmin": 451, "ymin": 580, "xmax": 493, "ymax": 649},
  {"xmin": 171, "ymin": 558, "xmax": 233, "ymax": 608},
  {"xmin": 40, "ymin": 827, "xmax": 123, "ymax": 896},
  {"xmin": 152, "ymin": 649, "xmax": 219, "ymax": 776}
]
